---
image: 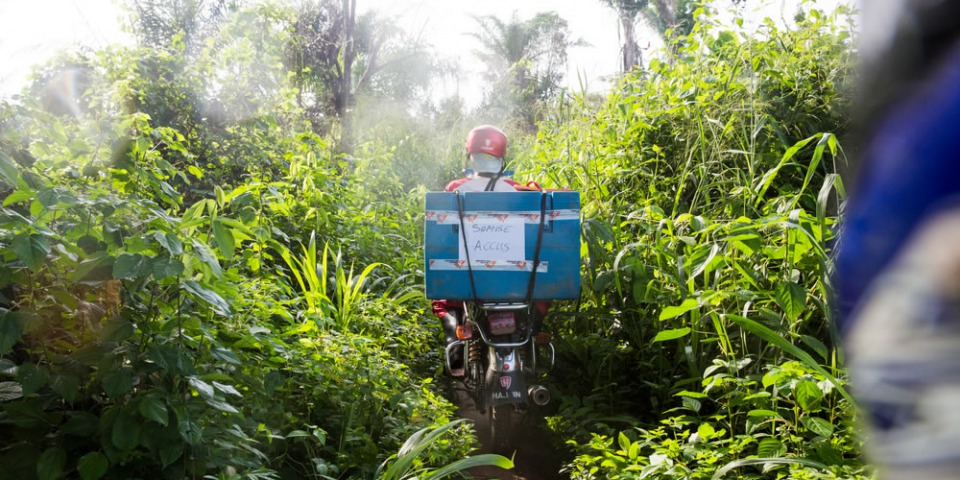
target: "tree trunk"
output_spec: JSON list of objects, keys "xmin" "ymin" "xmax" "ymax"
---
[
  {"xmin": 339, "ymin": 0, "xmax": 356, "ymax": 154},
  {"xmin": 620, "ymin": 14, "xmax": 641, "ymax": 72}
]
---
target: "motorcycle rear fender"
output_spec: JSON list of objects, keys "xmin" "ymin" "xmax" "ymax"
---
[{"xmin": 485, "ymin": 348, "xmax": 528, "ymax": 406}]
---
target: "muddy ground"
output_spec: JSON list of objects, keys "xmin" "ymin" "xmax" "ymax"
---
[{"xmin": 449, "ymin": 386, "xmax": 568, "ymax": 480}]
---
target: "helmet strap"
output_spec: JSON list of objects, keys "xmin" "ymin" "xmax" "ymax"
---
[{"xmin": 483, "ymin": 162, "xmax": 506, "ymax": 192}]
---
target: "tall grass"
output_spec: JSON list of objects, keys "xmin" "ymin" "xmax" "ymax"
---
[
  {"xmin": 514, "ymin": 3, "xmax": 864, "ymax": 478},
  {"xmin": 279, "ymin": 231, "xmax": 383, "ymax": 332}
]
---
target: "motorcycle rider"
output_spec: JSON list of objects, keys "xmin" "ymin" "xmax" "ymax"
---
[{"xmin": 432, "ymin": 125, "xmax": 550, "ymax": 372}]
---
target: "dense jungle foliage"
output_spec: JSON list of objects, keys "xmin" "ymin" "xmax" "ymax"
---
[{"xmin": 0, "ymin": 1, "xmax": 865, "ymax": 479}]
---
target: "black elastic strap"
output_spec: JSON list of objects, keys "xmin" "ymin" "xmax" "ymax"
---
[
  {"xmin": 525, "ymin": 192, "xmax": 548, "ymax": 305},
  {"xmin": 483, "ymin": 163, "xmax": 506, "ymax": 192},
  {"xmin": 455, "ymin": 192, "xmax": 482, "ymax": 304}
]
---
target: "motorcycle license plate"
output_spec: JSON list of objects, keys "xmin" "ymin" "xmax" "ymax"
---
[{"xmin": 488, "ymin": 312, "xmax": 516, "ymax": 335}]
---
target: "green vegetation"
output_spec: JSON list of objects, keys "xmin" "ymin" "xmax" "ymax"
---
[{"xmin": 0, "ymin": 1, "xmax": 867, "ymax": 479}]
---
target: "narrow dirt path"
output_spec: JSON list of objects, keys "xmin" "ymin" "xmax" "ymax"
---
[{"xmin": 450, "ymin": 388, "xmax": 568, "ymax": 480}]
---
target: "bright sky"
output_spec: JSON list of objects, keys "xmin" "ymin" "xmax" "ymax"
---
[
  {"xmin": 374, "ymin": 0, "xmax": 623, "ymax": 100},
  {"xmin": 0, "ymin": 0, "xmax": 853, "ymax": 100},
  {"xmin": 0, "ymin": 0, "xmax": 129, "ymax": 96}
]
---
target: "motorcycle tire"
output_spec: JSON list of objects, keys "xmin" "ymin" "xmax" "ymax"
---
[{"xmin": 488, "ymin": 404, "xmax": 515, "ymax": 454}]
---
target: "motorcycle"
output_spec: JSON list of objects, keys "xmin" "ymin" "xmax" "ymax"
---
[
  {"xmin": 423, "ymin": 189, "xmax": 580, "ymax": 452},
  {"xmin": 443, "ymin": 301, "xmax": 554, "ymax": 452}
]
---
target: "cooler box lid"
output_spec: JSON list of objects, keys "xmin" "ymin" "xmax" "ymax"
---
[{"xmin": 424, "ymin": 191, "xmax": 580, "ymax": 301}]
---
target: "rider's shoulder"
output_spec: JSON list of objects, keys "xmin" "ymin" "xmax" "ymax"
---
[{"xmin": 445, "ymin": 178, "xmax": 470, "ymax": 192}]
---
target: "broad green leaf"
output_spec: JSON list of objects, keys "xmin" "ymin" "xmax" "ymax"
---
[
  {"xmin": 148, "ymin": 343, "xmax": 195, "ymax": 375},
  {"xmin": 675, "ymin": 390, "xmax": 708, "ymax": 399},
  {"xmin": 178, "ymin": 420, "xmax": 203, "ymax": 445},
  {"xmin": 77, "ymin": 452, "xmax": 108, "ymax": 480},
  {"xmin": 102, "ymin": 368, "xmax": 134, "ymax": 398},
  {"xmin": 0, "ymin": 151, "xmax": 19, "ymax": 185},
  {"xmin": 3, "ymin": 189, "xmax": 32, "ymax": 206},
  {"xmin": 212, "ymin": 381, "xmax": 242, "ymax": 396},
  {"xmin": 206, "ymin": 398, "xmax": 239, "ymax": 413},
  {"xmin": 113, "ymin": 253, "xmax": 151, "ymax": 280},
  {"xmin": 659, "ymin": 298, "xmax": 699, "ymax": 320},
  {"xmin": 814, "ymin": 442, "xmax": 844, "ymax": 466},
  {"xmin": 182, "ymin": 280, "xmax": 231, "ymax": 315},
  {"xmin": 774, "ymin": 282, "xmax": 806, "ymax": 321},
  {"xmin": 801, "ymin": 416, "xmax": 834, "ymax": 437},
  {"xmin": 0, "ymin": 358, "xmax": 15, "ymax": 373},
  {"xmin": 18, "ymin": 362, "xmax": 49, "ymax": 395},
  {"xmin": 618, "ymin": 431, "xmax": 630, "ymax": 452},
  {"xmin": 210, "ymin": 347, "xmax": 241, "ymax": 365},
  {"xmin": 160, "ymin": 443, "xmax": 183, "ymax": 468},
  {"xmin": 757, "ymin": 438, "xmax": 783, "ymax": 458},
  {"xmin": 37, "ymin": 187, "xmax": 76, "ymax": 208},
  {"xmin": 697, "ymin": 423, "xmax": 716, "ymax": 440},
  {"xmin": 63, "ymin": 411, "xmax": 99, "ymax": 437},
  {"xmin": 152, "ymin": 256, "xmax": 184, "ymax": 279},
  {"xmin": 50, "ymin": 373, "xmax": 81, "ymax": 403},
  {"xmin": 188, "ymin": 376, "xmax": 215, "ymax": 398},
  {"xmin": 213, "ymin": 219, "xmax": 235, "ymax": 260},
  {"xmin": 0, "ymin": 206, "xmax": 30, "ymax": 225},
  {"xmin": 102, "ymin": 319, "xmax": 134, "ymax": 342},
  {"xmin": 180, "ymin": 199, "xmax": 208, "ymax": 226},
  {"xmin": 12, "ymin": 233, "xmax": 50, "ymax": 271},
  {"xmin": 68, "ymin": 253, "xmax": 114, "ymax": 283},
  {"xmin": 747, "ymin": 409, "xmax": 781, "ymax": 419},
  {"xmin": 794, "ymin": 379, "xmax": 824, "ymax": 411},
  {"xmin": 191, "ymin": 239, "xmax": 222, "ymax": 277},
  {"xmin": 111, "ymin": 411, "xmax": 141, "ymax": 450},
  {"xmin": 37, "ymin": 447, "xmax": 67, "ymax": 480},
  {"xmin": 682, "ymin": 396, "xmax": 702, "ymax": 413},
  {"xmin": 0, "ymin": 310, "xmax": 24, "ymax": 355},
  {"xmin": 153, "ymin": 231, "xmax": 183, "ymax": 255},
  {"xmin": 3, "ymin": 398, "xmax": 60, "ymax": 428},
  {"xmin": 138, "ymin": 397, "xmax": 168, "ymax": 426},
  {"xmin": 628, "ymin": 441, "xmax": 640, "ymax": 459},
  {"xmin": 0, "ymin": 381, "xmax": 22, "ymax": 401},
  {"xmin": 422, "ymin": 454, "xmax": 513, "ymax": 479},
  {"xmin": 77, "ymin": 235, "xmax": 107, "ymax": 255},
  {"xmin": 653, "ymin": 327, "xmax": 691, "ymax": 342}
]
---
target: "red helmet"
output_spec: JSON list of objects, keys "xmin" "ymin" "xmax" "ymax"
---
[{"xmin": 465, "ymin": 125, "xmax": 507, "ymax": 158}]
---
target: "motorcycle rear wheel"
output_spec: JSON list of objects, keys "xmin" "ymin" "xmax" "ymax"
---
[{"xmin": 488, "ymin": 404, "xmax": 515, "ymax": 454}]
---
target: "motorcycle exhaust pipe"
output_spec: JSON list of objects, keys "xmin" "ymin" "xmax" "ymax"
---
[{"xmin": 528, "ymin": 385, "xmax": 550, "ymax": 406}]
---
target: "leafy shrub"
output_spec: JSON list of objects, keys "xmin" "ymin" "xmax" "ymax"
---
[
  {"xmin": 0, "ymin": 90, "xmax": 470, "ymax": 478},
  {"xmin": 509, "ymin": 3, "xmax": 863, "ymax": 478}
]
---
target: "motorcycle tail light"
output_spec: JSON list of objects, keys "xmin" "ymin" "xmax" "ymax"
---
[
  {"xmin": 456, "ymin": 324, "xmax": 472, "ymax": 340},
  {"xmin": 488, "ymin": 312, "xmax": 516, "ymax": 335}
]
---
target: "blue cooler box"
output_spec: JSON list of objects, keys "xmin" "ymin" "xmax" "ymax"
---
[{"xmin": 424, "ymin": 191, "xmax": 580, "ymax": 301}]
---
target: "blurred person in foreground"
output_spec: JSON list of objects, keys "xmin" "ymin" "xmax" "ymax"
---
[{"xmin": 836, "ymin": 1, "xmax": 960, "ymax": 478}]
